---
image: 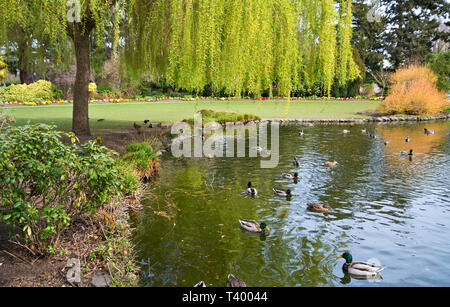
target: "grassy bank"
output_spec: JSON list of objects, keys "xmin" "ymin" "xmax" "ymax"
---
[{"xmin": 4, "ymin": 99, "xmax": 381, "ymax": 133}]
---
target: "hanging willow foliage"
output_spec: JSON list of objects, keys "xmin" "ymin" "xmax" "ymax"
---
[
  {"xmin": 127, "ymin": 0, "xmax": 359, "ymax": 97},
  {"xmin": 0, "ymin": 0, "xmax": 359, "ymax": 97}
]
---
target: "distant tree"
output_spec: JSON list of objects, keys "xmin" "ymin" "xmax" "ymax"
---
[
  {"xmin": 427, "ymin": 51, "xmax": 450, "ymax": 92},
  {"xmin": 382, "ymin": 0, "xmax": 450, "ymax": 68},
  {"xmin": 351, "ymin": 0, "xmax": 386, "ymax": 72},
  {"xmin": 370, "ymin": 68, "xmax": 391, "ymax": 95}
]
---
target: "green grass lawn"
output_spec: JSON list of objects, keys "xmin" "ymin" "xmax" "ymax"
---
[{"xmin": 4, "ymin": 100, "xmax": 380, "ymax": 133}]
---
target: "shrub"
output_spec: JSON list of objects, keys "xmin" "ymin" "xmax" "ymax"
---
[
  {"xmin": 0, "ymin": 124, "xmax": 125, "ymax": 254},
  {"xmin": 378, "ymin": 65, "xmax": 449, "ymax": 115},
  {"xmin": 0, "ymin": 80, "xmax": 62, "ymax": 102},
  {"xmin": 89, "ymin": 82, "xmax": 98, "ymax": 97}
]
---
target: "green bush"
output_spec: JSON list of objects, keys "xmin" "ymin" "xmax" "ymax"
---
[
  {"xmin": 0, "ymin": 124, "xmax": 126, "ymax": 254},
  {"xmin": 0, "ymin": 80, "xmax": 63, "ymax": 102}
]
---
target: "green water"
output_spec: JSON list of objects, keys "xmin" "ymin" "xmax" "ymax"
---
[{"xmin": 134, "ymin": 121, "xmax": 450, "ymax": 287}]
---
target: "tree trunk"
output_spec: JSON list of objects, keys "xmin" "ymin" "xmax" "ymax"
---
[
  {"xmin": 72, "ymin": 24, "xmax": 92, "ymax": 137},
  {"xmin": 20, "ymin": 69, "xmax": 33, "ymax": 85},
  {"xmin": 18, "ymin": 41, "xmax": 33, "ymax": 84}
]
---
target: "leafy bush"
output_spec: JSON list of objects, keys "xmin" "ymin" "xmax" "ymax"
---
[
  {"xmin": 0, "ymin": 80, "xmax": 63, "ymax": 102},
  {"xmin": 378, "ymin": 65, "xmax": 449, "ymax": 115},
  {"xmin": 0, "ymin": 124, "xmax": 125, "ymax": 254},
  {"xmin": 89, "ymin": 82, "xmax": 98, "ymax": 97},
  {"xmin": 0, "ymin": 56, "xmax": 8, "ymax": 82}
]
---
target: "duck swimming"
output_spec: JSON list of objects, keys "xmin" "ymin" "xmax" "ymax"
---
[
  {"xmin": 239, "ymin": 220, "xmax": 269, "ymax": 233},
  {"xmin": 307, "ymin": 203, "xmax": 331, "ymax": 213},
  {"xmin": 424, "ymin": 128, "xmax": 435, "ymax": 135},
  {"xmin": 227, "ymin": 274, "xmax": 247, "ymax": 287},
  {"xmin": 400, "ymin": 149, "xmax": 414, "ymax": 156},
  {"xmin": 246, "ymin": 182, "xmax": 258, "ymax": 196},
  {"xmin": 338, "ymin": 252, "xmax": 384, "ymax": 277},
  {"xmin": 283, "ymin": 172, "xmax": 299, "ymax": 180},
  {"xmin": 273, "ymin": 188, "xmax": 292, "ymax": 198},
  {"xmin": 194, "ymin": 281, "xmax": 206, "ymax": 287},
  {"xmin": 324, "ymin": 161, "xmax": 339, "ymax": 168},
  {"xmin": 293, "ymin": 157, "xmax": 300, "ymax": 167}
]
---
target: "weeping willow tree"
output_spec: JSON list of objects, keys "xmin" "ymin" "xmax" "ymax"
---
[
  {"xmin": 0, "ymin": 0, "xmax": 123, "ymax": 136},
  {"xmin": 1, "ymin": 0, "xmax": 358, "ymax": 135},
  {"xmin": 126, "ymin": 0, "xmax": 359, "ymax": 98}
]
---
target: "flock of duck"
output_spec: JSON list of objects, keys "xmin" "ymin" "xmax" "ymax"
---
[{"xmin": 193, "ymin": 124, "xmax": 445, "ymax": 287}]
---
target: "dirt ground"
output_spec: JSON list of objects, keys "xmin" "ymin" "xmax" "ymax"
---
[{"xmin": 0, "ymin": 125, "xmax": 171, "ymax": 287}]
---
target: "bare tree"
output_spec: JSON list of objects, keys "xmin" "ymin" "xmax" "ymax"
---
[{"xmin": 370, "ymin": 69, "xmax": 392, "ymax": 95}]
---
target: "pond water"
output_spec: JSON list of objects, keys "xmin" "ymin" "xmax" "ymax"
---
[{"xmin": 134, "ymin": 120, "xmax": 450, "ymax": 287}]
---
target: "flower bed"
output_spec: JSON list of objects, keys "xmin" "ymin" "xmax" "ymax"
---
[{"xmin": 1, "ymin": 96, "xmax": 383, "ymax": 106}]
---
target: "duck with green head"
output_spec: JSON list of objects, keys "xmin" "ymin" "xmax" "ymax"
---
[
  {"xmin": 283, "ymin": 172, "xmax": 299, "ymax": 180},
  {"xmin": 337, "ymin": 252, "xmax": 384, "ymax": 277},
  {"xmin": 239, "ymin": 220, "xmax": 269, "ymax": 233},
  {"xmin": 273, "ymin": 188, "xmax": 292, "ymax": 198}
]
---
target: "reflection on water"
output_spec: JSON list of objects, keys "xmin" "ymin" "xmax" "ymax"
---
[{"xmin": 134, "ymin": 121, "xmax": 450, "ymax": 287}]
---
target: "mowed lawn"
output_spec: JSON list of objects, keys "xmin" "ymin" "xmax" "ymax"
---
[{"xmin": 4, "ymin": 100, "xmax": 380, "ymax": 133}]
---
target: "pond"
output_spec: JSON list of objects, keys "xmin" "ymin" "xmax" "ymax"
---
[{"xmin": 134, "ymin": 120, "xmax": 450, "ymax": 287}]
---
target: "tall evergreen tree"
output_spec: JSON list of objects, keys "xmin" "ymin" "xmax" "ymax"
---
[
  {"xmin": 382, "ymin": 0, "xmax": 450, "ymax": 68},
  {"xmin": 351, "ymin": 0, "xmax": 386, "ymax": 72}
]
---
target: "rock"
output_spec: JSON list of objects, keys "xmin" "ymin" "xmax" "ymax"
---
[
  {"xmin": 91, "ymin": 271, "xmax": 112, "ymax": 287},
  {"xmin": 66, "ymin": 258, "xmax": 81, "ymax": 284}
]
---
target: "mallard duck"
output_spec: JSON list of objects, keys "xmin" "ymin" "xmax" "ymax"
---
[
  {"xmin": 324, "ymin": 161, "xmax": 338, "ymax": 168},
  {"xmin": 246, "ymin": 182, "xmax": 258, "ymax": 196},
  {"xmin": 283, "ymin": 172, "xmax": 299, "ymax": 180},
  {"xmin": 338, "ymin": 252, "xmax": 384, "ymax": 277},
  {"xmin": 194, "ymin": 281, "xmax": 206, "ymax": 287},
  {"xmin": 273, "ymin": 188, "xmax": 292, "ymax": 197},
  {"xmin": 307, "ymin": 203, "xmax": 331, "ymax": 213},
  {"xmin": 424, "ymin": 128, "xmax": 435, "ymax": 135},
  {"xmin": 299, "ymin": 130, "xmax": 304, "ymax": 136},
  {"xmin": 384, "ymin": 140, "xmax": 391, "ymax": 146},
  {"xmin": 293, "ymin": 157, "xmax": 300, "ymax": 167},
  {"xmin": 343, "ymin": 129, "xmax": 350, "ymax": 134},
  {"xmin": 239, "ymin": 220, "xmax": 269, "ymax": 233},
  {"xmin": 144, "ymin": 120, "xmax": 153, "ymax": 128},
  {"xmin": 227, "ymin": 274, "xmax": 247, "ymax": 287},
  {"xmin": 400, "ymin": 149, "xmax": 413, "ymax": 156},
  {"xmin": 405, "ymin": 136, "xmax": 410, "ymax": 142}
]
